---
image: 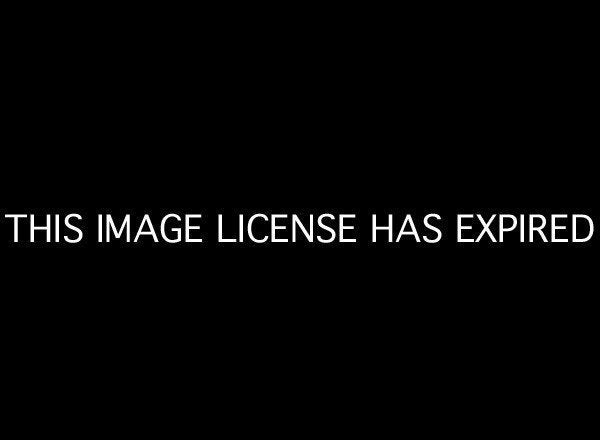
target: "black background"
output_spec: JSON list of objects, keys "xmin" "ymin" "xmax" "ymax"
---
[{"xmin": 1, "ymin": 6, "xmax": 597, "ymax": 434}]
